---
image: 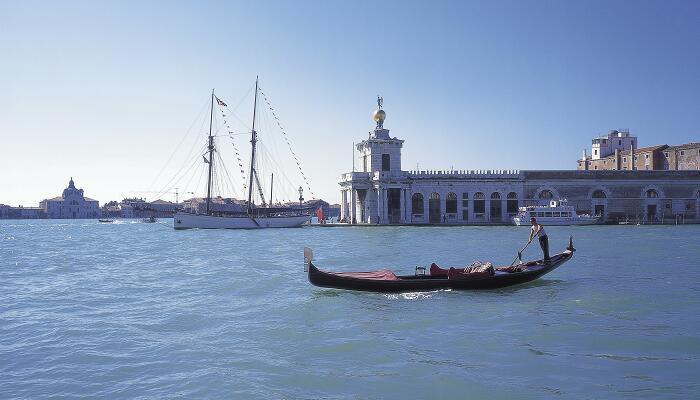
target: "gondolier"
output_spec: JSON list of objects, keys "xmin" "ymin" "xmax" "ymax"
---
[{"xmin": 529, "ymin": 217, "xmax": 550, "ymax": 262}]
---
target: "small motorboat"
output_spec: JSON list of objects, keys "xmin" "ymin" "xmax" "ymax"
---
[
  {"xmin": 98, "ymin": 219, "xmax": 114, "ymax": 223},
  {"xmin": 143, "ymin": 216, "xmax": 157, "ymax": 223},
  {"xmin": 304, "ymin": 238, "xmax": 575, "ymax": 292}
]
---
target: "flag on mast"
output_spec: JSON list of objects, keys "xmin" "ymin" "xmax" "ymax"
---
[{"xmin": 215, "ymin": 96, "xmax": 227, "ymax": 107}]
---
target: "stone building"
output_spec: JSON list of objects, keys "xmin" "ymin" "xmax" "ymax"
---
[
  {"xmin": 577, "ymin": 129, "xmax": 700, "ymax": 171},
  {"xmin": 0, "ymin": 205, "xmax": 45, "ymax": 219},
  {"xmin": 340, "ymin": 101, "xmax": 700, "ymax": 225},
  {"xmin": 522, "ymin": 170, "xmax": 700, "ymax": 223},
  {"xmin": 39, "ymin": 178, "xmax": 100, "ymax": 219},
  {"xmin": 121, "ymin": 198, "xmax": 180, "ymax": 217},
  {"xmin": 665, "ymin": 143, "xmax": 700, "ymax": 170}
]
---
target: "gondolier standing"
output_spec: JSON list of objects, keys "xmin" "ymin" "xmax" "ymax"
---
[{"xmin": 528, "ymin": 217, "xmax": 550, "ymax": 262}]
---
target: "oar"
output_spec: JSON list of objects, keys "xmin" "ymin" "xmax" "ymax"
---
[{"xmin": 510, "ymin": 238, "xmax": 534, "ymax": 266}]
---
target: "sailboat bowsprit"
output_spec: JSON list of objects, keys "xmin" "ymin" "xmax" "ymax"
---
[
  {"xmin": 173, "ymin": 78, "xmax": 311, "ymax": 230},
  {"xmin": 304, "ymin": 238, "xmax": 575, "ymax": 292}
]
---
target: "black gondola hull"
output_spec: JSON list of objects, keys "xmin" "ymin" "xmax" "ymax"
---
[{"xmin": 307, "ymin": 250, "xmax": 573, "ymax": 293}]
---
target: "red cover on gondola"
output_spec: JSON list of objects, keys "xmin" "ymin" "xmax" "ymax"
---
[{"xmin": 430, "ymin": 263, "xmax": 449, "ymax": 276}]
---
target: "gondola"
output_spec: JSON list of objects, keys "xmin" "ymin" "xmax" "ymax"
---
[{"xmin": 304, "ymin": 237, "xmax": 575, "ymax": 293}]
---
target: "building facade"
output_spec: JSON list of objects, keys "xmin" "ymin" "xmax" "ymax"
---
[
  {"xmin": 40, "ymin": 178, "xmax": 100, "ymax": 219},
  {"xmin": 577, "ymin": 130, "xmax": 700, "ymax": 171},
  {"xmin": 120, "ymin": 198, "xmax": 179, "ymax": 217},
  {"xmin": 340, "ymin": 102, "xmax": 700, "ymax": 225}
]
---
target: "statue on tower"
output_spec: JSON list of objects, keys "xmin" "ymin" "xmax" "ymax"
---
[{"xmin": 372, "ymin": 95, "xmax": 386, "ymax": 129}]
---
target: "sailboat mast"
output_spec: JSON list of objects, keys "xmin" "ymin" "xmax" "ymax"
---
[
  {"xmin": 269, "ymin": 173, "xmax": 274, "ymax": 207},
  {"xmin": 247, "ymin": 77, "xmax": 259, "ymax": 215},
  {"xmin": 205, "ymin": 89, "xmax": 215, "ymax": 215}
]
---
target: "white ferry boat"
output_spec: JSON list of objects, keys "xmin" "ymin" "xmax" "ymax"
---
[{"xmin": 512, "ymin": 199, "xmax": 600, "ymax": 226}]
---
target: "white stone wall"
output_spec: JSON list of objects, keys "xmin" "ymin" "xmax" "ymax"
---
[{"xmin": 357, "ymin": 139, "xmax": 403, "ymax": 173}]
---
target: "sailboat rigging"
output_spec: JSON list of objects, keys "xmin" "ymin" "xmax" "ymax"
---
[{"xmin": 173, "ymin": 77, "xmax": 312, "ymax": 229}]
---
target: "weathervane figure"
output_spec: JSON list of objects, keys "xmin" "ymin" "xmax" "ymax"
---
[{"xmin": 373, "ymin": 96, "xmax": 386, "ymax": 129}]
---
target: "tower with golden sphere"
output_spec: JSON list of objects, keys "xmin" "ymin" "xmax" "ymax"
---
[{"xmin": 356, "ymin": 96, "xmax": 404, "ymax": 174}]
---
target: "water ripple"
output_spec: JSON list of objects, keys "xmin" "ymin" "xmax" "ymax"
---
[{"xmin": 1, "ymin": 221, "xmax": 699, "ymax": 399}]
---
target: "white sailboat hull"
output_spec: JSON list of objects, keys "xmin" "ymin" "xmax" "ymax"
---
[{"xmin": 174, "ymin": 212, "xmax": 309, "ymax": 230}]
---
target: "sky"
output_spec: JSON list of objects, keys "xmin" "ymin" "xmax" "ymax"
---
[{"xmin": 2, "ymin": 0, "xmax": 700, "ymax": 206}]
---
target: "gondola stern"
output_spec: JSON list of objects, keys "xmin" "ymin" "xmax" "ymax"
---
[{"xmin": 304, "ymin": 247, "xmax": 314, "ymax": 272}]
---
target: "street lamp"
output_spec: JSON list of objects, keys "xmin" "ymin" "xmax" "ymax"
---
[{"xmin": 298, "ymin": 186, "xmax": 304, "ymax": 210}]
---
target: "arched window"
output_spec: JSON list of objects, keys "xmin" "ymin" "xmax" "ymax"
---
[
  {"xmin": 490, "ymin": 192, "xmax": 502, "ymax": 218},
  {"xmin": 507, "ymin": 192, "xmax": 518, "ymax": 214},
  {"xmin": 446, "ymin": 192, "xmax": 457, "ymax": 214},
  {"xmin": 646, "ymin": 189, "xmax": 659, "ymax": 198},
  {"xmin": 429, "ymin": 193, "xmax": 441, "ymax": 223},
  {"xmin": 411, "ymin": 193, "xmax": 424, "ymax": 215},
  {"xmin": 473, "ymin": 192, "xmax": 485, "ymax": 214},
  {"xmin": 539, "ymin": 190, "xmax": 554, "ymax": 199},
  {"xmin": 592, "ymin": 190, "xmax": 607, "ymax": 199}
]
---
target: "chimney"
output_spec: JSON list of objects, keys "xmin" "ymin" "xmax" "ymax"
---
[
  {"xmin": 614, "ymin": 148, "xmax": 620, "ymax": 170},
  {"xmin": 629, "ymin": 143, "xmax": 634, "ymax": 170}
]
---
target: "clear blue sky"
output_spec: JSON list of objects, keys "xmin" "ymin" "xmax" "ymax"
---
[{"xmin": 2, "ymin": 0, "xmax": 699, "ymax": 206}]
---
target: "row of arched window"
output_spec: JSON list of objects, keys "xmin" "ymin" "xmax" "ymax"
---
[
  {"xmin": 545, "ymin": 188, "xmax": 678, "ymax": 199},
  {"xmin": 411, "ymin": 192, "xmax": 519, "ymax": 215}
]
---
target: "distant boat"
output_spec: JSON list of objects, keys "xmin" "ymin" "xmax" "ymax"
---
[
  {"xmin": 513, "ymin": 199, "xmax": 600, "ymax": 226},
  {"xmin": 143, "ymin": 216, "xmax": 157, "ymax": 223},
  {"xmin": 174, "ymin": 78, "xmax": 310, "ymax": 230},
  {"xmin": 99, "ymin": 219, "xmax": 114, "ymax": 223}
]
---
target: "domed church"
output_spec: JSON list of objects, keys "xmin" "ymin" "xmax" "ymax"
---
[{"xmin": 40, "ymin": 178, "xmax": 100, "ymax": 219}]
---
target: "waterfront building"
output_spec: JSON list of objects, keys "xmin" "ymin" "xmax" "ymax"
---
[
  {"xmin": 577, "ymin": 130, "xmax": 700, "ymax": 171},
  {"xmin": 339, "ymin": 100, "xmax": 700, "ymax": 225},
  {"xmin": 120, "ymin": 203, "xmax": 134, "ymax": 218},
  {"xmin": 0, "ymin": 205, "xmax": 45, "ymax": 219},
  {"xmin": 39, "ymin": 178, "xmax": 100, "ymax": 219},
  {"xmin": 121, "ymin": 198, "xmax": 179, "ymax": 217},
  {"xmin": 302, "ymin": 199, "xmax": 339, "ymax": 218}
]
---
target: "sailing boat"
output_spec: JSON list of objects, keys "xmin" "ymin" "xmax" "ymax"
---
[{"xmin": 173, "ymin": 78, "xmax": 311, "ymax": 229}]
